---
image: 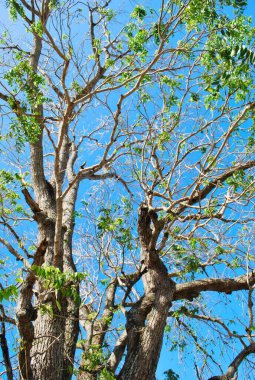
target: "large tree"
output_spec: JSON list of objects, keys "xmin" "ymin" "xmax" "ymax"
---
[{"xmin": 1, "ymin": 0, "xmax": 255, "ymax": 379}]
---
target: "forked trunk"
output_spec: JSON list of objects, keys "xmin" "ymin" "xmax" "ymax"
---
[
  {"xmin": 118, "ymin": 205, "xmax": 175, "ymax": 380},
  {"xmin": 118, "ymin": 261, "xmax": 174, "ymax": 380},
  {"xmin": 17, "ymin": 216, "xmax": 79, "ymax": 379}
]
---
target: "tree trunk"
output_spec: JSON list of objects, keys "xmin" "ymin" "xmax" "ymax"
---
[
  {"xmin": 30, "ymin": 312, "xmax": 66, "ymax": 380},
  {"xmin": 22, "ymin": 225, "xmax": 79, "ymax": 380},
  {"xmin": 18, "ymin": 184, "xmax": 79, "ymax": 379},
  {"xmin": 28, "ymin": 223, "xmax": 67, "ymax": 380},
  {"xmin": 118, "ymin": 254, "xmax": 174, "ymax": 380},
  {"xmin": 118, "ymin": 206, "xmax": 175, "ymax": 380},
  {"xmin": 118, "ymin": 297, "xmax": 171, "ymax": 380},
  {"xmin": 62, "ymin": 190, "xmax": 80, "ymax": 380}
]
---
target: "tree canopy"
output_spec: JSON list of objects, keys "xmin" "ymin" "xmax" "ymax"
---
[{"xmin": 1, "ymin": 1, "xmax": 255, "ymax": 379}]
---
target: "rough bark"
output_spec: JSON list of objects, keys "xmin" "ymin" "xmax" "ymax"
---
[
  {"xmin": 16, "ymin": 238, "xmax": 48, "ymax": 380},
  {"xmin": 29, "ymin": 311, "xmax": 66, "ymax": 380},
  {"xmin": 117, "ymin": 256, "xmax": 174, "ymax": 380},
  {"xmin": 173, "ymin": 272, "xmax": 255, "ymax": 301},
  {"xmin": 26, "ymin": 187, "xmax": 78, "ymax": 380},
  {"xmin": 15, "ymin": 11, "xmax": 80, "ymax": 374},
  {"xmin": 117, "ymin": 206, "xmax": 175, "ymax": 380},
  {"xmin": 27, "ymin": 201, "xmax": 79, "ymax": 380}
]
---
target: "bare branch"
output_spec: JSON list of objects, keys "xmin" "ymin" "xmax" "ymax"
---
[
  {"xmin": 173, "ymin": 272, "xmax": 255, "ymax": 301},
  {"xmin": 0, "ymin": 306, "xmax": 13, "ymax": 380},
  {"xmin": 107, "ymin": 330, "xmax": 127, "ymax": 372},
  {"xmin": 0, "ymin": 237, "xmax": 30, "ymax": 268},
  {"xmin": 22, "ymin": 188, "xmax": 41, "ymax": 214},
  {"xmin": 208, "ymin": 343, "xmax": 255, "ymax": 380}
]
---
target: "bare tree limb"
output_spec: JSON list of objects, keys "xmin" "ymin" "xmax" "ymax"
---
[
  {"xmin": 0, "ymin": 306, "xmax": 13, "ymax": 380},
  {"xmin": 168, "ymin": 158, "xmax": 255, "ymax": 215},
  {"xmin": 173, "ymin": 272, "xmax": 255, "ymax": 301},
  {"xmin": 16, "ymin": 238, "xmax": 48, "ymax": 379},
  {"xmin": 208, "ymin": 343, "xmax": 255, "ymax": 380},
  {"xmin": 0, "ymin": 237, "xmax": 30, "ymax": 268},
  {"xmin": 21, "ymin": 188, "xmax": 42, "ymax": 214},
  {"xmin": 107, "ymin": 330, "xmax": 127, "ymax": 372}
]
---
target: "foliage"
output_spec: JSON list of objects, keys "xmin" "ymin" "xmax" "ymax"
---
[
  {"xmin": 0, "ymin": 1, "xmax": 255, "ymax": 379},
  {"xmin": 0, "ymin": 284, "xmax": 18, "ymax": 302},
  {"xmin": 32, "ymin": 265, "xmax": 86, "ymax": 305},
  {"xmin": 164, "ymin": 369, "xmax": 180, "ymax": 380}
]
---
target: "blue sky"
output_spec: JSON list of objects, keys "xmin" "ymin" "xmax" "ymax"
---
[{"xmin": 1, "ymin": 1, "xmax": 255, "ymax": 379}]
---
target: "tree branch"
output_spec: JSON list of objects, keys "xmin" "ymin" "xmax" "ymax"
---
[
  {"xmin": 16, "ymin": 238, "xmax": 48, "ymax": 379},
  {"xmin": 208, "ymin": 343, "xmax": 255, "ymax": 380},
  {"xmin": 173, "ymin": 271, "xmax": 255, "ymax": 301},
  {"xmin": 167, "ymin": 158, "xmax": 255, "ymax": 216},
  {"xmin": 22, "ymin": 188, "xmax": 41, "ymax": 214},
  {"xmin": 107, "ymin": 330, "xmax": 127, "ymax": 372},
  {"xmin": 0, "ymin": 237, "xmax": 30, "ymax": 268},
  {"xmin": 0, "ymin": 306, "xmax": 13, "ymax": 380}
]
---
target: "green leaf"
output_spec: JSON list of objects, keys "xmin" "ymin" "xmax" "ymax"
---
[{"xmin": 130, "ymin": 5, "xmax": 147, "ymax": 21}]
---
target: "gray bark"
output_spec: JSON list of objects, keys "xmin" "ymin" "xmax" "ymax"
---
[
  {"xmin": 17, "ymin": 25, "xmax": 79, "ymax": 378},
  {"xmin": 62, "ymin": 185, "xmax": 80, "ymax": 380},
  {"xmin": 117, "ymin": 256, "xmax": 174, "ymax": 380},
  {"xmin": 117, "ymin": 206, "xmax": 175, "ymax": 380}
]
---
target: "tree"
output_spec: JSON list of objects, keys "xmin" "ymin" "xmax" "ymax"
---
[{"xmin": 0, "ymin": 0, "xmax": 255, "ymax": 379}]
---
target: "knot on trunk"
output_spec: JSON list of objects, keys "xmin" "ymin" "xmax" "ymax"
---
[
  {"xmin": 138, "ymin": 203, "xmax": 165, "ymax": 260},
  {"xmin": 138, "ymin": 205, "xmax": 153, "ymax": 248},
  {"xmin": 17, "ymin": 304, "xmax": 37, "ymax": 323},
  {"xmin": 34, "ymin": 211, "xmax": 55, "ymax": 227}
]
